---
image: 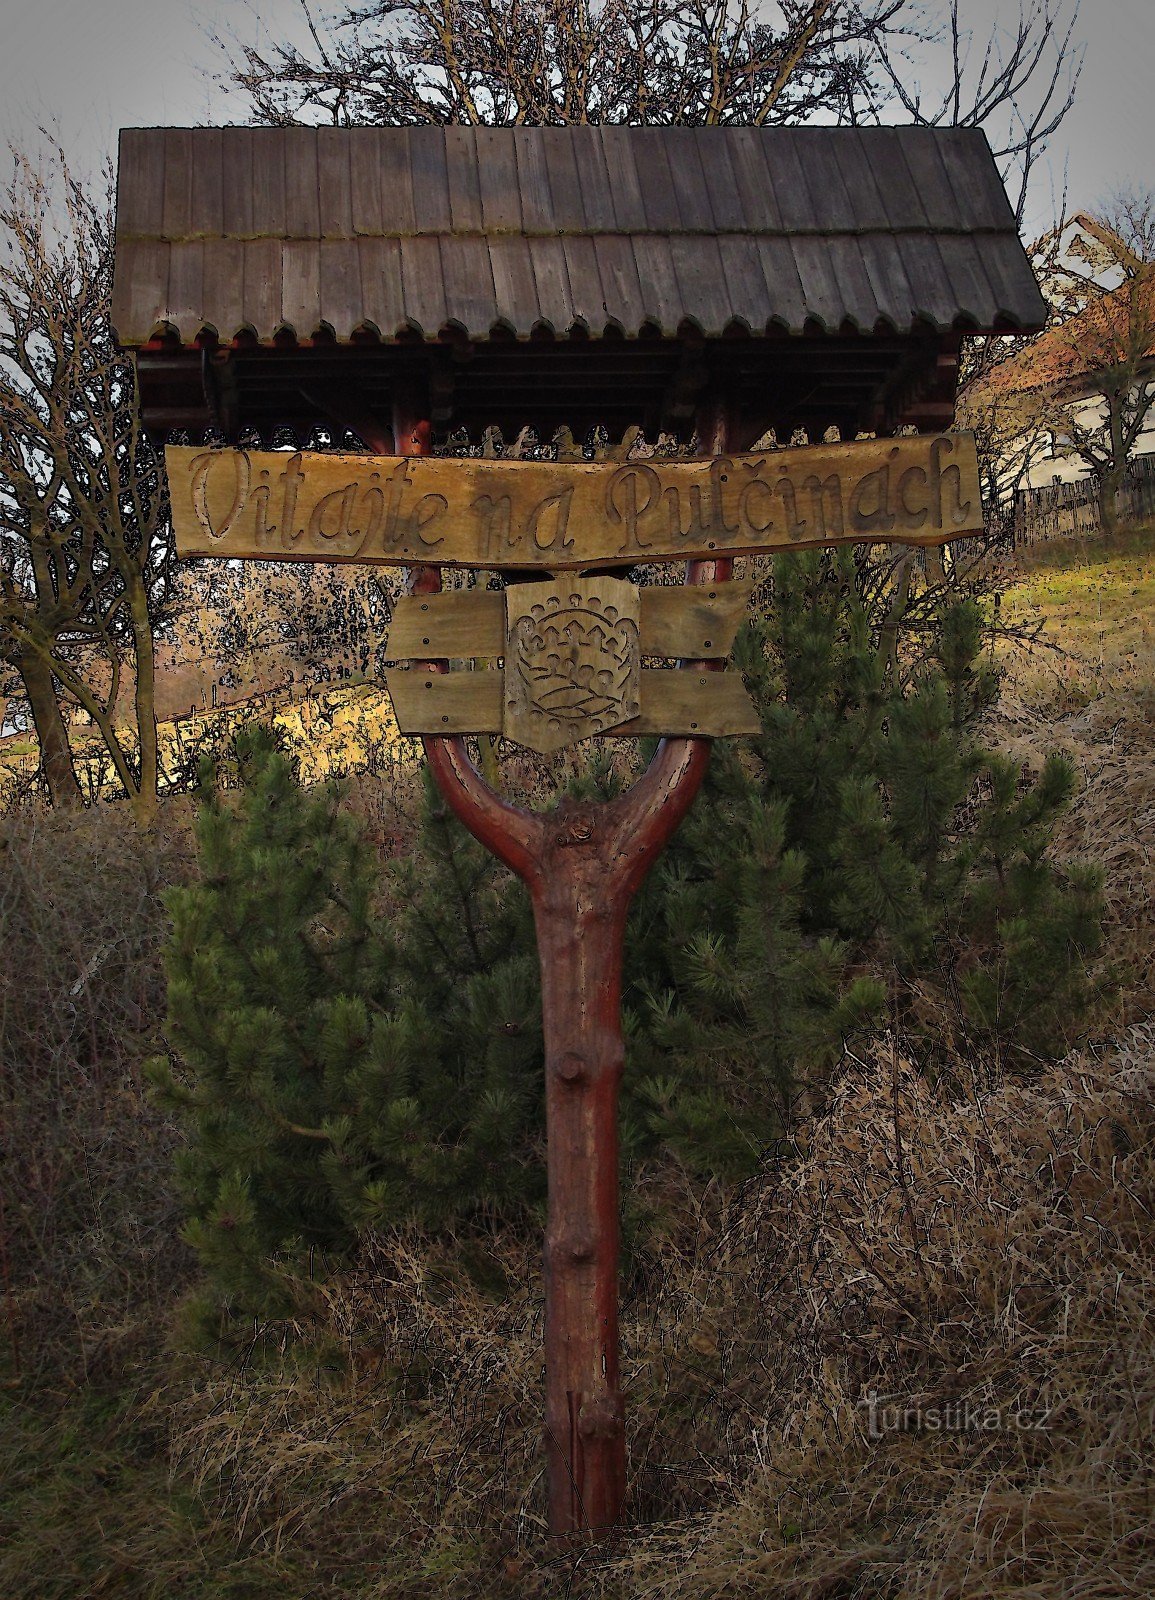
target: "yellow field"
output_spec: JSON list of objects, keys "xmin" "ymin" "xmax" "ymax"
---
[
  {"xmin": 0, "ymin": 680, "xmax": 419, "ymax": 808},
  {"xmin": 997, "ymin": 526, "xmax": 1155, "ymax": 713}
]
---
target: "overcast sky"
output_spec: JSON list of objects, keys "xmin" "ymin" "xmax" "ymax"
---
[{"xmin": 0, "ymin": 0, "xmax": 1148, "ymax": 238}]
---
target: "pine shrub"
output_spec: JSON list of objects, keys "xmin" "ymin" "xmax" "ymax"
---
[{"xmin": 154, "ymin": 555, "xmax": 1107, "ymax": 1322}]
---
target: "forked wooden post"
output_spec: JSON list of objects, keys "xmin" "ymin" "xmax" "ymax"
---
[{"xmin": 400, "ymin": 406, "xmax": 734, "ymax": 1535}]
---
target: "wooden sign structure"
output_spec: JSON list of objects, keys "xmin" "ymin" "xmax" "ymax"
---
[
  {"xmin": 167, "ymin": 425, "xmax": 980, "ymax": 1535},
  {"xmin": 168, "ymin": 431, "xmax": 981, "ymax": 752},
  {"xmin": 118, "ymin": 116, "xmax": 1044, "ymax": 1546}
]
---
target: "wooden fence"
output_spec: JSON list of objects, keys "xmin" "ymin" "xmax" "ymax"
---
[{"xmin": 1010, "ymin": 455, "xmax": 1155, "ymax": 546}]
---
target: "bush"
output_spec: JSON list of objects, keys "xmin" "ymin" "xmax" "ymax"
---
[{"xmin": 155, "ymin": 555, "xmax": 1107, "ymax": 1323}]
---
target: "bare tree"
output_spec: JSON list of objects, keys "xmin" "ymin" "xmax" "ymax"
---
[
  {"xmin": 217, "ymin": 0, "xmax": 1079, "ymax": 225},
  {"xmin": 218, "ymin": 0, "xmax": 919, "ymax": 129},
  {"xmin": 870, "ymin": 0, "xmax": 1081, "ymax": 225},
  {"xmin": 0, "ymin": 147, "xmax": 172, "ymax": 819}
]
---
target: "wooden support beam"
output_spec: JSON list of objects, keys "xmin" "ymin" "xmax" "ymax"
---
[
  {"xmin": 385, "ymin": 665, "xmax": 760, "ymax": 737},
  {"xmin": 386, "ymin": 580, "xmax": 754, "ymax": 662}
]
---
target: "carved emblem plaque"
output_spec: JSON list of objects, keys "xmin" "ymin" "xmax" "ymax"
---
[{"xmin": 504, "ymin": 577, "xmax": 641, "ymax": 754}]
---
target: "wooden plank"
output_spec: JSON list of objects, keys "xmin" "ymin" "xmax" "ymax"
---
[
  {"xmin": 444, "ymin": 126, "xmax": 483, "ymax": 232},
  {"xmin": 319, "ymin": 238, "xmax": 362, "ymax": 338},
  {"xmin": 377, "ymin": 127, "xmax": 416, "ymax": 235},
  {"xmin": 717, "ymin": 235, "xmax": 772, "ymax": 332},
  {"xmin": 167, "ymin": 241, "xmax": 204, "ymax": 341},
  {"xmin": 597, "ymin": 128, "xmax": 647, "ymax": 232},
  {"xmin": 696, "ymin": 132, "xmax": 745, "ymax": 232},
  {"xmin": 250, "ymin": 128, "xmax": 287, "ymax": 239},
  {"xmin": 790, "ymin": 129, "xmax": 855, "ymax": 232},
  {"xmin": 220, "ymin": 128, "xmax": 255, "ymax": 238},
  {"xmin": 640, "ymin": 581, "xmax": 753, "ymax": 656},
  {"xmin": 526, "ymin": 237, "xmax": 574, "ymax": 332},
  {"xmin": 407, "ymin": 129, "xmax": 453, "ymax": 233},
  {"xmin": 669, "ymin": 235, "xmax": 731, "ymax": 335},
  {"xmin": 935, "ymin": 235, "xmax": 999, "ymax": 326},
  {"xmin": 398, "ymin": 236, "xmax": 448, "ymax": 335},
  {"xmin": 161, "ymin": 128, "xmax": 193, "ymax": 240},
  {"xmin": 200, "ymin": 241, "xmax": 244, "ymax": 342},
  {"xmin": 350, "ymin": 128, "xmax": 385, "ymax": 235},
  {"xmin": 476, "ymin": 128, "xmax": 523, "ymax": 233},
  {"xmin": 763, "ymin": 130, "xmax": 818, "ymax": 233},
  {"xmin": 121, "ymin": 242, "xmax": 171, "ymax": 341},
  {"xmin": 854, "ymin": 236, "xmax": 916, "ymax": 330},
  {"xmin": 573, "ymin": 131, "xmax": 617, "ymax": 232},
  {"xmin": 389, "ymin": 589, "xmax": 505, "ymax": 658},
  {"xmin": 167, "ymin": 433, "xmax": 984, "ymax": 570},
  {"xmin": 387, "ymin": 668, "xmax": 503, "ymax": 733},
  {"xmin": 281, "ymin": 240, "xmax": 322, "ymax": 338},
  {"xmin": 440, "ymin": 234, "xmax": 497, "ymax": 335},
  {"xmin": 541, "ymin": 129, "xmax": 586, "ymax": 230},
  {"xmin": 512, "ymin": 128, "xmax": 555, "ymax": 232},
  {"xmin": 385, "ymin": 666, "xmax": 760, "ymax": 738},
  {"xmin": 622, "ymin": 671, "xmax": 760, "ymax": 736},
  {"xmin": 117, "ymin": 129, "xmax": 166, "ymax": 239},
  {"xmin": 592, "ymin": 236, "xmax": 646, "ymax": 333},
  {"xmin": 828, "ymin": 131, "xmax": 890, "ymax": 232},
  {"xmin": 316, "ymin": 127, "xmax": 353, "ymax": 239},
  {"xmin": 633, "ymin": 129, "xmax": 682, "ymax": 231},
  {"xmin": 388, "ymin": 581, "xmax": 753, "ymax": 661},
  {"xmin": 896, "ymin": 234, "xmax": 958, "ymax": 329},
  {"xmin": 283, "ymin": 129, "xmax": 321, "ymax": 238},
  {"xmin": 789, "ymin": 236, "xmax": 847, "ymax": 330},
  {"xmin": 629, "ymin": 235, "xmax": 682, "ymax": 333},
  {"xmin": 560, "ymin": 236, "xmax": 605, "ymax": 330},
  {"xmin": 504, "ymin": 575, "xmax": 641, "ymax": 752},
  {"xmin": 859, "ymin": 128, "xmax": 929, "ymax": 230},
  {"xmin": 488, "ymin": 238, "xmax": 541, "ymax": 331},
  {"xmin": 663, "ymin": 130, "xmax": 716, "ymax": 231},
  {"xmin": 357, "ymin": 237, "xmax": 406, "ymax": 336},
  {"xmin": 938, "ymin": 127, "xmax": 1014, "ymax": 231},
  {"xmin": 895, "ymin": 128, "xmax": 963, "ymax": 232},
  {"xmin": 243, "ymin": 238, "xmax": 283, "ymax": 338},
  {"xmin": 727, "ymin": 129, "xmax": 784, "ymax": 232},
  {"xmin": 189, "ymin": 127, "xmax": 224, "ymax": 241},
  {"xmin": 753, "ymin": 237, "xmax": 806, "ymax": 331}
]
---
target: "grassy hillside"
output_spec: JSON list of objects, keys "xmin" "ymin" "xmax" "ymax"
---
[{"xmin": 2, "ymin": 530, "xmax": 1153, "ymax": 1598}]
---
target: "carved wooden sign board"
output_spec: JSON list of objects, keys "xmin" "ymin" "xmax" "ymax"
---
[{"xmin": 167, "ymin": 432, "xmax": 982, "ymax": 754}]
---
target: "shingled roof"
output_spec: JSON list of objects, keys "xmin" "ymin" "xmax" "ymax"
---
[
  {"xmin": 113, "ymin": 124, "xmax": 1043, "ymax": 346},
  {"xmin": 113, "ymin": 124, "xmax": 1044, "ymax": 446}
]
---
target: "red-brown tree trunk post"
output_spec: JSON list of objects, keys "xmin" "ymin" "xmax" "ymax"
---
[{"xmin": 396, "ymin": 402, "xmax": 736, "ymax": 1536}]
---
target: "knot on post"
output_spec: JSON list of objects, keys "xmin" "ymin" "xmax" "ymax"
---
[
  {"xmin": 577, "ymin": 1393, "xmax": 625, "ymax": 1442},
  {"xmin": 555, "ymin": 1051, "xmax": 588, "ymax": 1084}
]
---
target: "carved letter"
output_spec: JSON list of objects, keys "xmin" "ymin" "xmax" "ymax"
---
[
  {"xmin": 379, "ymin": 461, "xmax": 413, "ymax": 549},
  {"xmin": 709, "ymin": 457, "xmax": 739, "ymax": 536},
  {"xmin": 406, "ymin": 493, "xmax": 447, "ymax": 549},
  {"xmin": 528, "ymin": 486, "xmax": 575, "ymax": 552},
  {"xmin": 308, "ymin": 482, "xmax": 358, "ymax": 541},
  {"xmin": 473, "ymin": 493, "xmax": 517, "ymax": 559},
  {"xmin": 738, "ymin": 477, "xmax": 776, "ymax": 534},
  {"xmin": 357, "ymin": 484, "xmax": 385, "ymax": 552},
  {"xmin": 897, "ymin": 465, "xmax": 929, "ymax": 531},
  {"xmin": 191, "ymin": 449, "xmax": 250, "ymax": 541},
  {"xmin": 849, "ymin": 459, "xmax": 896, "ymax": 533},
  {"xmin": 928, "ymin": 437, "xmax": 973, "ymax": 528},
  {"xmin": 277, "ymin": 453, "xmax": 306, "ymax": 542},
  {"xmin": 776, "ymin": 477, "xmax": 807, "ymax": 541},
  {"xmin": 606, "ymin": 463, "xmax": 661, "ymax": 553},
  {"xmin": 253, "ymin": 468, "xmax": 277, "ymax": 545},
  {"xmin": 803, "ymin": 473, "xmax": 844, "ymax": 539}
]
